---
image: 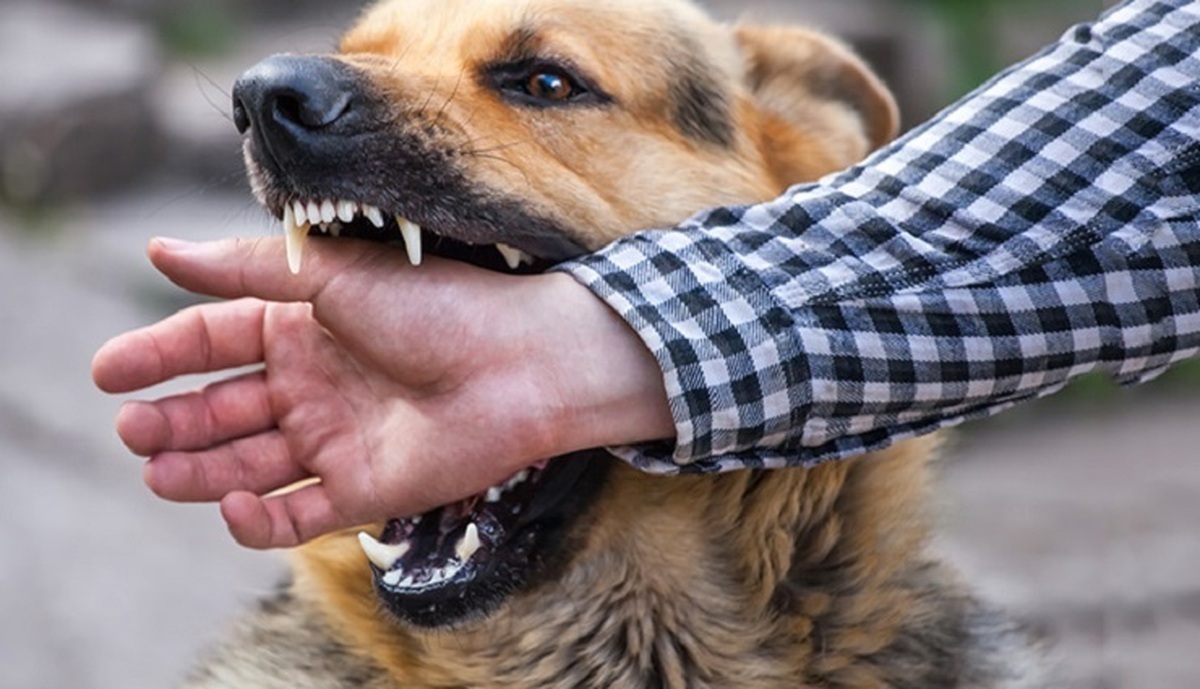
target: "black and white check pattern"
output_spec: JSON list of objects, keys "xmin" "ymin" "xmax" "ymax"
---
[{"xmin": 559, "ymin": 0, "xmax": 1200, "ymax": 474}]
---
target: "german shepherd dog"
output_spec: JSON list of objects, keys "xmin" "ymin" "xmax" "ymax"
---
[{"xmin": 187, "ymin": 0, "xmax": 1049, "ymax": 686}]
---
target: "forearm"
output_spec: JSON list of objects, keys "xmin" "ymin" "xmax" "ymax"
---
[{"xmin": 558, "ymin": 0, "xmax": 1200, "ymax": 472}]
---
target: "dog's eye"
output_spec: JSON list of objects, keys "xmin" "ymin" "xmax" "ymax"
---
[
  {"xmin": 487, "ymin": 60, "xmax": 606, "ymax": 107},
  {"xmin": 526, "ymin": 70, "xmax": 574, "ymax": 102}
]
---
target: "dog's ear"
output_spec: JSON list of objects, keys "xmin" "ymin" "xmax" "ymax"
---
[{"xmin": 735, "ymin": 26, "xmax": 899, "ymax": 187}]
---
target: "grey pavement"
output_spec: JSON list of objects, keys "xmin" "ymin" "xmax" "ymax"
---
[
  {"xmin": 1, "ymin": 0, "xmax": 1196, "ymax": 687},
  {"xmin": 937, "ymin": 397, "xmax": 1200, "ymax": 688}
]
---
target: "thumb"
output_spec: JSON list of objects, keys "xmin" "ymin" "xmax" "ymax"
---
[{"xmin": 147, "ymin": 236, "xmax": 402, "ymax": 306}]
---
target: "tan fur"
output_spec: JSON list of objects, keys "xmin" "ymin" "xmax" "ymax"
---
[{"xmin": 185, "ymin": 1, "xmax": 1048, "ymax": 687}]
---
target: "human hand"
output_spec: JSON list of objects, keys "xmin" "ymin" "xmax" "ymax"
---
[{"xmin": 92, "ymin": 237, "xmax": 673, "ymax": 549}]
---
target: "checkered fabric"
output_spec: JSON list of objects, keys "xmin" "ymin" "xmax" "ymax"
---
[{"xmin": 558, "ymin": 0, "xmax": 1200, "ymax": 474}]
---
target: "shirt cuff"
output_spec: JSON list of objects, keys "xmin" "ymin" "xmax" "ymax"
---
[{"xmin": 555, "ymin": 215, "xmax": 811, "ymax": 470}]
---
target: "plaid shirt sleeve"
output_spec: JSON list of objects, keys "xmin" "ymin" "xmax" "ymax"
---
[{"xmin": 556, "ymin": 0, "xmax": 1200, "ymax": 475}]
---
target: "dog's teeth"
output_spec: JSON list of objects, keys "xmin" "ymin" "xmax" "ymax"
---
[
  {"xmin": 337, "ymin": 200, "xmax": 357, "ymax": 223},
  {"xmin": 486, "ymin": 487, "xmax": 503, "ymax": 503},
  {"xmin": 397, "ymin": 216, "xmax": 423, "ymax": 266},
  {"xmin": 320, "ymin": 200, "xmax": 337, "ymax": 224},
  {"xmin": 382, "ymin": 556, "xmax": 469, "ymax": 590},
  {"xmin": 328, "ymin": 221, "xmax": 343, "ymax": 237},
  {"xmin": 496, "ymin": 244, "xmax": 523, "ymax": 270},
  {"xmin": 306, "ymin": 201, "xmax": 322, "ymax": 225},
  {"xmin": 455, "ymin": 523, "xmax": 482, "ymax": 561},
  {"xmin": 364, "ymin": 205, "xmax": 385, "ymax": 228},
  {"xmin": 504, "ymin": 470, "xmax": 531, "ymax": 491},
  {"xmin": 283, "ymin": 203, "xmax": 309, "ymax": 275},
  {"xmin": 496, "ymin": 244, "xmax": 535, "ymax": 270},
  {"xmin": 292, "ymin": 200, "xmax": 308, "ymax": 226},
  {"xmin": 357, "ymin": 532, "xmax": 410, "ymax": 571}
]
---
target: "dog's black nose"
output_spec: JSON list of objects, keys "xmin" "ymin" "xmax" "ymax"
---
[{"xmin": 232, "ymin": 55, "xmax": 357, "ymax": 142}]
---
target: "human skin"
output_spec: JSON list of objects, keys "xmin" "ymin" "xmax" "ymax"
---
[{"xmin": 92, "ymin": 237, "xmax": 674, "ymax": 549}]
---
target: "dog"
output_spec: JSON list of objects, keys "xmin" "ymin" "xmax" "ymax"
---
[{"xmin": 185, "ymin": 0, "xmax": 1049, "ymax": 686}]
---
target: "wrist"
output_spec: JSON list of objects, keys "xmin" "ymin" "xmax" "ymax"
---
[{"xmin": 525, "ymin": 272, "xmax": 675, "ymax": 457}]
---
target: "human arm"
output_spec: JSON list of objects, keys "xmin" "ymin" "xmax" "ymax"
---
[{"xmin": 558, "ymin": 0, "xmax": 1200, "ymax": 473}]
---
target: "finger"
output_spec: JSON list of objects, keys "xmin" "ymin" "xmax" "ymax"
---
[
  {"xmin": 220, "ymin": 486, "xmax": 343, "ymax": 549},
  {"xmin": 147, "ymin": 235, "xmax": 401, "ymax": 306},
  {"xmin": 116, "ymin": 370, "xmax": 273, "ymax": 456},
  {"xmin": 93, "ymin": 298, "xmax": 270, "ymax": 393},
  {"xmin": 144, "ymin": 431, "xmax": 310, "ymax": 503}
]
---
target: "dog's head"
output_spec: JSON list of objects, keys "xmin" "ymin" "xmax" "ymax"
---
[{"xmin": 234, "ymin": 0, "xmax": 896, "ymax": 630}]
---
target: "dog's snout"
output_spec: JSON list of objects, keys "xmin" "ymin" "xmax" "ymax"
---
[{"xmin": 232, "ymin": 55, "xmax": 359, "ymax": 146}]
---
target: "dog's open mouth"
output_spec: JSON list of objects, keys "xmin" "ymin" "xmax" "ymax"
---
[
  {"xmin": 358, "ymin": 453, "xmax": 610, "ymax": 627},
  {"xmin": 268, "ymin": 192, "xmax": 610, "ymax": 627}
]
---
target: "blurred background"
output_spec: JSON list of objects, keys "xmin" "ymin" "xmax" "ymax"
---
[{"xmin": 1, "ymin": 0, "xmax": 1196, "ymax": 687}]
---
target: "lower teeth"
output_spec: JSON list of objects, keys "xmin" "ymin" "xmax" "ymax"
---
[{"xmin": 383, "ymin": 559, "xmax": 465, "ymax": 589}]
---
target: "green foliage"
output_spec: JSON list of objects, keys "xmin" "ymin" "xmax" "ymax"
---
[
  {"xmin": 912, "ymin": 0, "xmax": 1106, "ymax": 99},
  {"xmin": 157, "ymin": 3, "xmax": 241, "ymax": 59},
  {"xmin": 1156, "ymin": 357, "xmax": 1200, "ymax": 392},
  {"xmin": 913, "ymin": 0, "xmax": 1002, "ymax": 98}
]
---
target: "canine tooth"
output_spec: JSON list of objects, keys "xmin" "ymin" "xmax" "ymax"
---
[
  {"xmin": 358, "ymin": 532, "xmax": 410, "ymax": 571},
  {"xmin": 364, "ymin": 205, "xmax": 385, "ymax": 228},
  {"xmin": 496, "ymin": 244, "xmax": 523, "ymax": 270},
  {"xmin": 337, "ymin": 200, "xmax": 358, "ymax": 223},
  {"xmin": 455, "ymin": 523, "xmax": 482, "ymax": 561},
  {"xmin": 397, "ymin": 216, "xmax": 423, "ymax": 266},
  {"xmin": 320, "ymin": 200, "xmax": 337, "ymax": 224},
  {"xmin": 283, "ymin": 203, "xmax": 309, "ymax": 275}
]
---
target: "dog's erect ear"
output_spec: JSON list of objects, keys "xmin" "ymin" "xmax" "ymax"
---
[{"xmin": 735, "ymin": 26, "xmax": 899, "ymax": 188}]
